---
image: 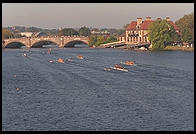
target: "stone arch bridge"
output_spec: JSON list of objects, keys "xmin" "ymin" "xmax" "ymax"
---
[{"xmin": 2, "ymin": 36, "xmax": 89, "ymax": 48}]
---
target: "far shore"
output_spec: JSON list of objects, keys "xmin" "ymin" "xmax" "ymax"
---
[
  {"xmin": 163, "ymin": 46, "xmax": 194, "ymax": 51},
  {"xmin": 95, "ymin": 45, "xmax": 194, "ymax": 52}
]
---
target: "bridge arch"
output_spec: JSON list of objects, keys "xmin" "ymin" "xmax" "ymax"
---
[
  {"xmin": 31, "ymin": 40, "xmax": 59, "ymax": 48},
  {"xmin": 64, "ymin": 40, "xmax": 89, "ymax": 47},
  {"xmin": 4, "ymin": 41, "xmax": 26, "ymax": 48}
]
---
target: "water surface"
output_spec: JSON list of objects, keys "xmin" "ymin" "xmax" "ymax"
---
[{"xmin": 2, "ymin": 47, "xmax": 194, "ymax": 131}]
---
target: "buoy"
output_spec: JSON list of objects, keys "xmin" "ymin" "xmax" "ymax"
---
[
  {"xmin": 23, "ymin": 53, "xmax": 27, "ymax": 57},
  {"xmin": 16, "ymin": 88, "xmax": 19, "ymax": 90}
]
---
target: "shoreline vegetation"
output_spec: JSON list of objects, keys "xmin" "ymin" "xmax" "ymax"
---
[
  {"xmin": 163, "ymin": 46, "xmax": 194, "ymax": 51},
  {"xmin": 95, "ymin": 45, "xmax": 194, "ymax": 52}
]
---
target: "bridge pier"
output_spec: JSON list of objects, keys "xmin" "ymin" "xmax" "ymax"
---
[{"xmin": 60, "ymin": 38, "xmax": 65, "ymax": 48}]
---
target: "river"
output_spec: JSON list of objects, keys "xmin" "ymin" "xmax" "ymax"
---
[{"xmin": 2, "ymin": 46, "xmax": 194, "ymax": 131}]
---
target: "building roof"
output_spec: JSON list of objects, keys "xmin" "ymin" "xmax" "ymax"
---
[
  {"xmin": 126, "ymin": 21, "xmax": 137, "ymax": 30},
  {"xmin": 126, "ymin": 19, "xmax": 180, "ymax": 32},
  {"xmin": 140, "ymin": 20, "xmax": 154, "ymax": 30},
  {"xmin": 167, "ymin": 21, "xmax": 179, "ymax": 31}
]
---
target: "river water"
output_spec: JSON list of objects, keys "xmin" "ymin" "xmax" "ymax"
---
[{"xmin": 2, "ymin": 46, "xmax": 194, "ymax": 131}]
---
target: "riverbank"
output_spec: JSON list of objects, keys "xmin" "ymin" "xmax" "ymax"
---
[
  {"xmin": 163, "ymin": 46, "xmax": 194, "ymax": 51},
  {"xmin": 96, "ymin": 45, "xmax": 194, "ymax": 52}
]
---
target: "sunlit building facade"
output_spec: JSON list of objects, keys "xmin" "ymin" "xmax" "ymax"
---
[{"xmin": 119, "ymin": 16, "xmax": 180, "ymax": 44}]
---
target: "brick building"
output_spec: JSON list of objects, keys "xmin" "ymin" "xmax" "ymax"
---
[{"xmin": 119, "ymin": 16, "xmax": 180, "ymax": 44}]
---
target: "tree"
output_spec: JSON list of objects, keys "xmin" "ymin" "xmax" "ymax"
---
[
  {"xmin": 148, "ymin": 20, "xmax": 178, "ymax": 50},
  {"xmin": 175, "ymin": 13, "xmax": 194, "ymax": 43},
  {"xmin": 95, "ymin": 35, "xmax": 105, "ymax": 47},
  {"xmin": 106, "ymin": 36, "xmax": 117, "ymax": 43},
  {"xmin": 166, "ymin": 24, "xmax": 181, "ymax": 43},
  {"xmin": 123, "ymin": 24, "xmax": 129, "ymax": 29},
  {"xmin": 79, "ymin": 26, "xmax": 91, "ymax": 36},
  {"xmin": 182, "ymin": 28, "xmax": 192, "ymax": 43},
  {"xmin": 58, "ymin": 28, "xmax": 79, "ymax": 36},
  {"xmin": 2, "ymin": 28, "xmax": 14, "ymax": 39},
  {"xmin": 88, "ymin": 35, "xmax": 117, "ymax": 47},
  {"xmin": 88, "ymin": 35, "xmax": 97, "ymax": 47},
  {"xmin": 117, "ymin": 29, "xmax": 125, "ymax": 36}
]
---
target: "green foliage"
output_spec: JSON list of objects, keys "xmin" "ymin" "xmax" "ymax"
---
[
  {"xmin": 94, "ymin": 35, "xmax": 105, "ymax": 47},
  {"xmin": 88, "ymin": 35, "xmax": 117, "ymax": 47},
  {"xmin": 182, "ymin": 28, "xmax": 193, "ymax": 43},
  {"xmin": 2, "ymin": 28, "xmax": 14, "ymax": 39},
  {"xmin": 79, "ymin": 26, "xmax": 91, "ymax": 37},
  {"xmin": 123, "ymin": 24, "xmax": 129, "ymax": 29},
  {"xmin": 175, "ymin": 13, "xmax": 194, "ymax": 43},
  {"xmin": 117, "ymin": 29, "xmax": 125, "ymax": 36},
  {"xmin": 58, "ymin": 28, "xmax": 79, "ymax": 36},
  {"xmin": 148, "ymin": 20, "xmax": 179, "ymax": 50},
  {"xmin": 88, "ymin": 35, "xmax": 97, "ymax": 47},
  {"xmin": 105, "ymin": 36, "xmax": 117, "ymax": 43}
]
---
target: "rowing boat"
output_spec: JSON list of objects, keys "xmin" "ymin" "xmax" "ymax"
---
[
  {"xmin": 111, "ymin": 67, "xmax": 128, "ymax": 72},
  {"xmin": 120, "ymin": 62, "xmax": 137, "ymax": 66},
  {"xmin": 104, "ymin": 68, "xmax": 112, "ymax": 71},
  {"xmin": 77, "ymin": 55, "xmax": 84, "ymax": 59}
]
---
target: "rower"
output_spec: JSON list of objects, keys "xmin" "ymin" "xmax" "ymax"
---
[
  {"xmin": 57, "ymin": 58, "xmax": 64, "ymax": 63},
  {"xmin": 48, "ymin": 48, "xmax": 52, "ymax": 54}
]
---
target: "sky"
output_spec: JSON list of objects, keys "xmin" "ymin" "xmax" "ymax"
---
[{"xmin": 2, "ymin": 3, "xmax": 194, "ymax": 29}]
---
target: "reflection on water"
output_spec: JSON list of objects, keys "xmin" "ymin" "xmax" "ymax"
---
[{"xmin": 2, "ymin": 46, "xmax": 194, "ymax": 131}]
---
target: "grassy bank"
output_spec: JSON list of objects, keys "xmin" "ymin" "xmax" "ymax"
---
[{"xmin": 163, "ymin": 46, "xmax": 194, "ymax": 51}]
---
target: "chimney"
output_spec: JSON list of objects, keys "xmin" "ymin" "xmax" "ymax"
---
[
  {"xmin": 146, "ymin": 16, "xmax": 151, "ymax": 21},
  {"xmin": 166, "ymin": 17, "xmax": 170, "ymax": 21},
  {"xmin": 157, "ymin": 18, "xmax": 161, "ymax": 21},
  {"xmin": 137, "ymin": 17, "xmax": 143, "ymax": 26}
]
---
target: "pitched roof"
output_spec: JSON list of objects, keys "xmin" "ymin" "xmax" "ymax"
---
[
  {"xmin": 140, "ymin": 20, "xmax": 154, "ymax": 30},
  {"xmin": 126, "ymin": 21, "xmax": 137, "ymax": 30},
  {"xmin": 167, "ymin": 21, "xmax": 179, "ymax": 31},
  {"xmin": 126, "ymin": 19, "xmax": 180, "ymax": 32}
]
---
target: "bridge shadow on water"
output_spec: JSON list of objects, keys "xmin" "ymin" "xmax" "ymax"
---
[
  {"xmin": 3, "ymin": 42, "xmax": 26, "ymax": 49},
  {"xmin": 64, "ymin": 40, "xmax": 89, "ymax": 48}
]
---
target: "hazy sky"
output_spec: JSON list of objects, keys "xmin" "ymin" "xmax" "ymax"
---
[{"xmin": 2, "ymin": 3, "xmax": 194, "ymax": 29}]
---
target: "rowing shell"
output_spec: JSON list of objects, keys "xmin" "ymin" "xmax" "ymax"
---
[
  {"xmin": 104, "ymin": 68, "xmax": 112, "ymax": 71},
  {"xmin": 120, "ymin": 62, "xmax": 137, "ymax": 66},
  {"xmin": 110, "ymin": 67, "xmax": 128, "ymax": 72}
]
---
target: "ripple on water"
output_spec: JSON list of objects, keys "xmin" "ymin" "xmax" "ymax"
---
[{"xmin": 2, "ymin": 48, "xmax": 194, "ymax": 130}]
